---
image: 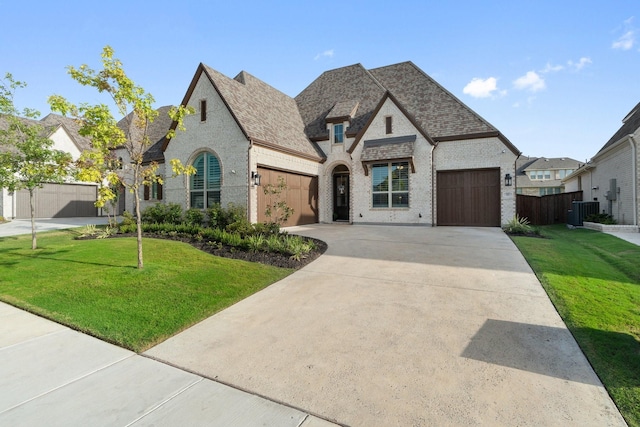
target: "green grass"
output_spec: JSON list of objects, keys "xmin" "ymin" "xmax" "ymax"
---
[
  {"xmin": 0, "ymin": 230, "xmax": 293, "ymax": 352},
  {"xmin": 511, "ymin": 225, "xmax": 640, "ymax": 426}
]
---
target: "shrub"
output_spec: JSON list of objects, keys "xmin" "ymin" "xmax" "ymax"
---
[
  {"xmin": 265, "ymin": 234, "xmax": 287, "ymax": 253},
  {"xmin": 97, "ymin": 226, "xmax": 116, "ymax": 239},
  {"xmin": 184, "ymin": 208, "xmax": 205, "ymax": 226},
  {"xmin": 225, "ymin": 218, "xmax": 255, "ymax": 237},
  {"xmin": 253, "ymin": 222, "xmax": 280, "ymax": 235},
  {"xmin": 141, "ymin": 203, "xmax": 183, "ymax": 225},
  {"xmin": 503, "ymin": 215, "xmax": 537, "ymax": 235},
  {"xmin": 584, "ymin": 213, "xmax": 617, "ymax": 225},
  {"xmin": 119, "ymin": 223, "xmax": 137, "ymax": 234},
  {"xmin": 206, "ymin": 203, "xmax": 246, "ymax": 230},
  {"xmin": 282, "ymin": 235, "xmax": 315, "ymax": 261},
  {"xmin": 219, "ymin": 230, "xmax": 244, "ymax": 247},
  {"xmin": 120, "ymin": 211, "xmax": 136, "ymax": 226},
  {"xmin": 79, "ymin": 224, "xmax": 98, "ymax": 237},
  {"xmin": 246, "ymin": 234, "xmax": 267, "ymax": 252}
]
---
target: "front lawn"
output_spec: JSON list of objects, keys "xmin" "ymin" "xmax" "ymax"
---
[
  {"xmin": 511, "ymin": 225, "xmax": 640, "ymax": 426},
  {"xmin": 0, "ymin": 230, "xmax": 293, "ymax": 352}
]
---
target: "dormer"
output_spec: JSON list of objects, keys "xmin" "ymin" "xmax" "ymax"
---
[{"xmin": 326, "ymin": 100, "xmax": 359, "ymax": 144}]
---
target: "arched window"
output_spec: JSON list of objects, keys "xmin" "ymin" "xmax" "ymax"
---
[{"xmin": 190, "ymin": 152, "xmax": 221, "ymax": 209}]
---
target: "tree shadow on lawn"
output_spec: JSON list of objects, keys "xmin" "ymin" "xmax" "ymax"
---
[{"xmin": 0, "ymin": 249, "xmax": 136, "ymax": 269}]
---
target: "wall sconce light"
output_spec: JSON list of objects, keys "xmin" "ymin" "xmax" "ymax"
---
[
  {"xmin": 251, "ymin": 171, "xmax": 261, "ymax": 186},
  {"xmin": 338, "ymin": 184, "xmax": 345, "ymax": 195},
  {"xmin": 504, "ymin": 173, "xmax": 512, "ymax": 187}
]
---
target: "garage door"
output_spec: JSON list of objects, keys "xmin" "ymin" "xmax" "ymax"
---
[
  {"xmin": 437, "ymin": 168, "xmax": 500, "ymax": 226},
  {"xmin": 257, "ymin": 167, "xmax": 318, "ymax": 226},
  {"xmin": 16, "ymin": 183, "xmax": 98, "ymax": 219}
]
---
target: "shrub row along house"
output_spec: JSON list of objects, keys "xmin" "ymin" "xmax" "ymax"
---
[
  {"xmin": 119, "ymin": 61, "xmax": 520, "ymax": 227},
  {"xmin": 564, "ymin": 101, "xmax": 640, "ymax": 227},
  {"xmin": 0, "ymin": 114, "xmax": 97, "ymax": 219}
]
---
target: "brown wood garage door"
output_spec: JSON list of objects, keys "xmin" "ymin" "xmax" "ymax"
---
[
  {"xmin": 257, "ymin": 167, "xmax": 318, "ymax": 226},
  {"xmin": 16, "ymin": 183, "xmax": 98, "ymax": 219},
  {"xmin": 437, "ymin": 168, "xmax": 500, "ymax": 226}
]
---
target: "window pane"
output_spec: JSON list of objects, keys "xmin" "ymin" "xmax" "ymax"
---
[
  {"xmin": 207, "ymin": 190, "xmax": 220, "ymax": 208},
  {"xmin": 334, "ymin": 124, "xmax": 343, "ymax": 143},
  {"xmin": 191, "ymin": 192, "xmax": 204, "ymax": 209},
  {"xmin": 191, "ymin": 155, "xmax": 205, "ymax": 190},
  {"xmin": 544, "ymin": 171, "xmax": 551, "ymax": 179},
  {"xmin": 207, "ymin": 153, "xmax": 221, "ymax": 188},
  {"xmin": 372, "ymin": 164, "xmax": 388, "ymax": 191},
  {"xmin": 392, "ymin": 192, "xmax": 409, "ymax": 207},
  {"xmin": 372, "ymin": 193, "xmax": 388, "ymax": 208},
  {"xmin": 392, "ymin": 162, "xmax": 409, "ymax": 191}
]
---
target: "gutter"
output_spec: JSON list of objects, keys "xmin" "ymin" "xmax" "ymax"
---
[
  {"xmin": 430, "ymin": 144, "xmax": 436, "ymax": 226},
  {"xmin": 630, "ymin": 134, "xmax": 638, "ymax": 226}
]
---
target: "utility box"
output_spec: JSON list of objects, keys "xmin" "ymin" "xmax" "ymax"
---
[
  {"xmin": 605, "ymin": 179, "xmax": 617, "ymax": 201},
  {"xmin": 567, "ymin": 201, "xmax": 600, "ymax": 226}
]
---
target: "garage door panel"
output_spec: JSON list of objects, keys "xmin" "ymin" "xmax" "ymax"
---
[
  {"xmin": 257, "ymin": 167, "xmax": 318, "ymax": 226},
  {"xmin": 16, "ymin": 183, "xmax": 98, "ymax": 219},
  {"xmin": 437, "ymin": 169, "xmax": 500, "ymax": 227}
]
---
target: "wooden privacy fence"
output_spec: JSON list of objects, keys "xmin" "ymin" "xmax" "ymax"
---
[{"xmin": 516, "ymin": 191, "xmax": 583, "ymax": 225}]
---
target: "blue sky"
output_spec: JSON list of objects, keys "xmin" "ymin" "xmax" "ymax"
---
[{"xmin": 1, "ymin": 1, "xmax": 638, "ymax": 162}]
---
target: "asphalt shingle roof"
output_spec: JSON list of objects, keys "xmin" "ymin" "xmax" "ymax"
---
[
  {"xmin": 41, "ymin": 113, "xmax": 92, "ymax": 151},
  {"xmin": 596, "ymin": 101, "xmax": 640, "ymax": 156},
  {"xmin": 368, "ymin": 62, "xmax": 498, "ymax": 139},
  {"xmin": 116, "ymin": 105, "xmax": 174, "ymax": 163},
  {"xmin": 361, "ymin": 135, "xmax": 416, "ymax": 162},
  {"xmin": 202, "ymin": 65, "xmax": 322, "ymax": 160}
]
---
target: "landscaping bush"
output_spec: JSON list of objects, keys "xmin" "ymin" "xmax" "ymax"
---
[
  {"xmin": 184, "ymin": 208, "xmax": 205, "ymax": 226},
  {"xmin": 584, "ymin": 213, "xmax": 617, "ymax": 224},
  {"xmin": 252, "ymin": 222, "xmax": 281, "ymax": 235},
  {"xmin": 206, "ymin": 203, "xmax": 246, "ymax": 230},
  {"xmin": 141, "ymin": 203, "xmax": 183, "ymax": 225},
  {"xmin": 503, "ymin": 215, "xmax": 539, "ymax": 236}
]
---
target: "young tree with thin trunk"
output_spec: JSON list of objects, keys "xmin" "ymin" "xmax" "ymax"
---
[
  {"xmin": 0, "ymin": 73, "xmax": 72, "ymax": 249},
  {"xmin": 49, "ymin": 46, "xmax": 193, "ymax": 269}
]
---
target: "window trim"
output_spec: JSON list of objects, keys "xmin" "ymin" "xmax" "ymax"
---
[
  {"xmin": 189, "ymin": 151, "xmax": 221, "ymax": 209},
  {"xmin": 371, "ymin": 161, "xmax": 409, "ymax": 209},
  {"xmin": 333, "ymin": 123, "xmax": 344, "ymax": 144},
  {"xmin": 200, "ymin": 99, "xmax": 207, "ymax": 122}
]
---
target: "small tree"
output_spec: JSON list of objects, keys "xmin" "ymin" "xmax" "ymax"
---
[
  {"xmin": 49, "ymin": 46, "xmax": 193, "ymax": 268},
  {"xmin": 263, "ymin": 176, "xmax": 294, "ymax": 226},
  {"xmin": 0, "ymin": 73, "xmax": 72, "ymax": 249}
]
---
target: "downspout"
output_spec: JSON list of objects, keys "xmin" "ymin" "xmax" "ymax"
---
[
  {"xmin": 430, "ymin": 144, "xmax": 436, "ymax": 226},
  {"xmin": 629, "ymin": 134, "xmax": 638, "ymax": 226},
  {"xmin": 247, "ymin": 139, "xmax": 253, "ymax": 223}
]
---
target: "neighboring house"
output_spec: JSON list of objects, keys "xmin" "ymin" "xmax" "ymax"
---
[
  {"xmin": 564, "ymin": 101, "xmax": 640, "ymax": 226},
  {"xmin": 0, "ymin": 114, "xmax": 97, "ymax": 219},
  {"xmin": 158, "ymin": 61, "xmax": 519, "ymax": 227},
  {"xmin": 516, "ymin": 156, "xmax": 582, "ymax": 196},
  {"xmin": 112, "ymin": 105, "xmax": 174, "ymax": 215}
]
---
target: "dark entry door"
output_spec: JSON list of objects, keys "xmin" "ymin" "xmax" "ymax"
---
[{"xmin": 333, "ymin": 174, "xmax": 349, "ymax": 221}]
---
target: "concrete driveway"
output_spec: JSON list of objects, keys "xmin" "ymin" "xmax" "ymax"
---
[
  {"xmin": 0, "ymin": 217, "xmax": 110, "ymax": 237},
  {"xmin": 146, "ymin": 225, "xmax": 625, "ymax": 426}
]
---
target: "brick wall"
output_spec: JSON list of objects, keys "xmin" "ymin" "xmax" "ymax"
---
[
  {"xmin": 591, "ymin": 141, "xmax": 634, "ymax": 224},
  {"xmin": 163, "ymin": 73, "xmax": 250, "ymax": 213}
]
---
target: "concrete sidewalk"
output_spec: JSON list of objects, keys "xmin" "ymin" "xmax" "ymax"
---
[
  {"xmin": 0, "ymin": 302, "xmax": 337, "ymax": 426},
  {"xmin": 146, "ymin": 225, "xmax": 626, "ymax": 426}
]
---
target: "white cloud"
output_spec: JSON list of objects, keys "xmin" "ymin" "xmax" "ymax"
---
[
  {"xmin": 314, "ymin": 49, "xmax": 334, "ymax": 60},
  {"xmin": 541, "ymin": 62, "xmax": 564, "ymax": 73},
  {"xmin": 568, "ymin": 57, "xmax": 592, "ymax": 70},
  {"xmin": 612, "ymin": 17, "xmax": 636, "ymax": 50},
  {"xmin": 462, "ymin": 77, "xmax": 501, "ymax": 98},
  {"xmin": 513, "ymin": 71, "xmax": 545, "ymax": 92}
]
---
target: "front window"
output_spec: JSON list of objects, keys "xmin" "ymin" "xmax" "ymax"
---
[
  {"xmin": 372, "ymin": 162, "xmax": 409, "ymax": 208},
  {"xmin": 190, "ymin": 152, "xmax": 221, "ymax": 209},
  {"xmin": 333, "ymin": 123, "xmax": 344, "ymax": 144}
]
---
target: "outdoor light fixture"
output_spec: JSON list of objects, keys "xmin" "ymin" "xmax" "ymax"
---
[
  {"xmin": 251, "ymin": 171, "xmax": 261, "ymax": 186},
  {"xmin": 338, "ymin": 184, "xmax": 345, "ymax": 195},
  {"xmin": 504, "ymin": 173, "xmax": 512, "ymax": 187}
]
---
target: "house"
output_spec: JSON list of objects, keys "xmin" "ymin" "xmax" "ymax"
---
[
  {"xmin": 516, "ymin": 156, "xmax": 582, "ymax": 196},
  {"xmin": 0, "ymin": 113, "xmax": 97, "ymax": 219},
  {"xmin": 564, "ymin": 101, "xmax": 640, "ymax": 226},
  {"xmin": 112, "ymin": 105, "xmax": 175, "ymax": 215},
  {"xmin": 159, "ymin": 61, "xmax": 520, "ymax": 227}
]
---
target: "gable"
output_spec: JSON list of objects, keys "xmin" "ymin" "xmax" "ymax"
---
[
  {"xmin": 595, "ymin": 100, "xmax": 640, "ymax": 157},
  {"xmin": 167, "ymin": 64, "xmax": 322, "ymax": 162}
]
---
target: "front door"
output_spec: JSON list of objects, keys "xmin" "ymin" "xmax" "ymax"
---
[{"xmin": 333, "ymin": 174, "xmax": 349, "ymax": 221}]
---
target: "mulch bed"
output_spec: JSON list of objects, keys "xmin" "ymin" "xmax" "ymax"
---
[{"xmin": 103, "ymin": 232, "xmax": 328, "ymax": 269}]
